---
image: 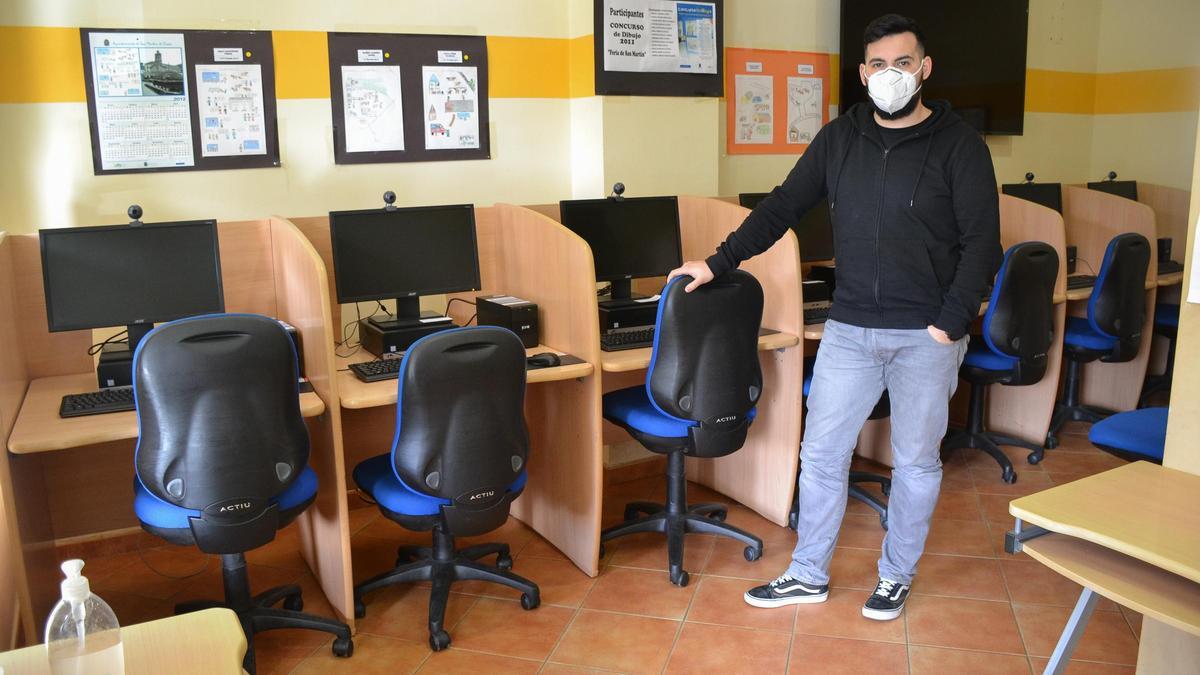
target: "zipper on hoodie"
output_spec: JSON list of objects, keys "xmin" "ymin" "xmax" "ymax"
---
[{"xmin": 874, "ymin": 146, "xmax": 889, "ymax": 318}]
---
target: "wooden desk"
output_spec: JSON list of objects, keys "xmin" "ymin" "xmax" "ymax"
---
[
  {"xmin": 8, "ymin": 374, "xmax": 325, "ymax": 454},
  {"xmin": 1009, "ymin": 463, "xmax": 1200, "ymax": 672},
  {"xmin": 598, "ymin": 331, "xmax": 799, "ymax": 374},
  {"xmin": 1157, "ymin": 271, "xmax": 1184, "ymax": 287},
  {"xmin": 0, "ymin": 608, "xmax": 246, "ymax": 674},
  {"xmin": 336, "ymin": 346, "xmax": 593, "ymax": 409},
  {"xmin": 1065, "ymin": 287, "xmax": 1092, "ymax": 301}
]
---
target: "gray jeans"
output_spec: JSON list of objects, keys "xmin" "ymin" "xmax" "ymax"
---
[{"xmin": 789, "ymin": 319, "xmax": 967, "ymax": 586}]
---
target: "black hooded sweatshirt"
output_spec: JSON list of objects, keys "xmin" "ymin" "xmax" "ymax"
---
[{"xmin": 707, "ymin": 100, "xmax": 1002, "ymax": 340}]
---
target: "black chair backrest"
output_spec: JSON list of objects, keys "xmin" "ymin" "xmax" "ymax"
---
[
  {"xmin": 393, "ymin": 326, "xmax": 529, "ymax": 536},
  {"xmin": 648, "ymin": 270, "xmax": 764, "ymax": 458},
  {"xmin": 1090, "ymin": 233, "xmax": 1150, "ymax": 362},
  {"xmin": 984, "ymin": 241, "xmax": 1059, "ymax": 385},
  {"xmin": 135, "ymin": 314, "xmax": 307, "ymax": 552}
]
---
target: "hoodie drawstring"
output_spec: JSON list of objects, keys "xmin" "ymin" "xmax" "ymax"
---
[{"xmin": 909, "ymin": 130, "xmax": 936, "ymax": 207}]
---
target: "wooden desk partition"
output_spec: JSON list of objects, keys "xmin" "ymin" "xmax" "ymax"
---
[
  {"xmin": 675, "ymin": 196, "xmax": 804, "ymax": 526},
  {"xmin": 0, "ymin": 219, "xmax": 356, "ymax": 640},
  {"xmin": 293, "ymin": 206, "xmax": 605, "ymax": 577},
  {"xmin": 0, "ymin": 233, "xmax": 29, "ymax": 648},
  {"xmin": 1063, "ymin": 187, "xmax": 1158, "ymax": 412},
  {"xmin": 983, "ymin": 196, "xmax": 1069, "ymax": 446}
]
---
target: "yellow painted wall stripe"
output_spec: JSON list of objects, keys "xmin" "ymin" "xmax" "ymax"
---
[
  {"xmin": 274, "ymin": 31, "xmax": 330, "ymax": 99},
  {"xmin": 0, "ymin": 26, "xmax": 1195, "ymax": 111},
  {"xmin": 0, "ymin": 27, "xmax": 86, "ymax": 104}
]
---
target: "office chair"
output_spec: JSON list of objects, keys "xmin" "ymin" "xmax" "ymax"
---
[
  {"xmin": 943, "ymin": 241, "xmax": 1059, "ymax": 481},
  {"xmin": 600, "ymin": 270, "xmax": 765, "ymax": 587},
  {"xmin": 788, "ymin": 359, "xmax": 892, "ymax": 530},
  {"xmin": 1088, "ymin": 407, "xmax": 1167, "ymax": 464},
  {"xmin": 351, "ymin": 327, "xmax": 539, "ymax": 651},
  {"xmin": 1045, "ymin": 233, "xmax": 1151, "ymax": 451},
  {"xmin": 131, "ymin": 314, "xmax": 352, "ymax": 674},
  {"xmin": 1138, "ymin": 304, "xmax": 1178, "ymax": 407}
]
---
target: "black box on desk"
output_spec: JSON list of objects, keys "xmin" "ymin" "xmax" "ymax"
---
[
  {"xmin": 476, "ymin": 295, "xmax": 539, "ymax": 348},
  {"xmin": 359, "ymin": 319, "xmax": 454, "ymax": 357},
  {"xmin": 598, "ymin": 301, "xmax": 658, "ymax": 332},
  {"xmin": 97, "ymin": 343, "xmax": 133, "ymax": 388}
]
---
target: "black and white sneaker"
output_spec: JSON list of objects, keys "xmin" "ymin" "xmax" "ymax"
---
[
  {"xmin": 743, "ymin": 574, "xmax": 829, "ymax": 608},
  {"xmin": 862, "ymin": 578, "xmax": 910, "ymax": 620}
]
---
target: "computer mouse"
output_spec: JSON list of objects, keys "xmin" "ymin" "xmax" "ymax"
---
[{"xmin": 526, "ymin": 352, "xmax": 561, "ymax": 368}]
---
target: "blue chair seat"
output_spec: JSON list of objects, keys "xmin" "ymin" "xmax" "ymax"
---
[
  {"xmin": 134, "ymin": 466, "xmax": 318, "ymax": 530},
  {"xmin": 962, "ymin": 341, "xmax": 1018, "ymax": 372},
  {"xmin": 1156, "ymin": 303, "xmax": 1179, "ymax": 329},
  {"xmin": 354, "ymin": 454, "xmax": 527, "ymax": 516},
  {"xmin": 1064, "ymin": 317, "xmax": 1118, "ymax": 352},
  {"xmin": 1088, "ymin": 407, "xmax": 1168, "ymax": 462},
  {"xmin": 604, "ymin": 386, "xmax": 756, "ymax": 438},
  {"xmin": 803, "ymin": 356, "xmax": 816, "ymax": 397}
]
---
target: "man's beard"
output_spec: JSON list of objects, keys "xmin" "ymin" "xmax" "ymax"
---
[{"xmin": 870, "ymin": 75, "xmax": 923, "ymax": 120}]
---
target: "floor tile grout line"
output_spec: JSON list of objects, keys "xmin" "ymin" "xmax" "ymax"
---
[{"xmin": 660, "ymin": 570, "xmax": 705, "ymax": 674}]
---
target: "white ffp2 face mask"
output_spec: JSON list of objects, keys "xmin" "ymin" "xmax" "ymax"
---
[{"xmin": 866, "ymin": 66, "xmax": 922, "ymax": 114}]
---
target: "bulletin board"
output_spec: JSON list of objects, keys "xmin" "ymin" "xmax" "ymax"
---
[
  {"xmin": 725, "ymin": 48, "xmax": 831, "ymax": 155},
  {"xmin": 80, "ymin": 28, "xmax": 281, "ymax": 175},
  {"xmin": 327, "ymin": 32, "xmax": 490, "ymax": 165}
]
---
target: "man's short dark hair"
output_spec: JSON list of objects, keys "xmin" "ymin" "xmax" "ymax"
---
[{"xmin": 863, "ymin": 14, "xmax": 926, "ymax": 58}]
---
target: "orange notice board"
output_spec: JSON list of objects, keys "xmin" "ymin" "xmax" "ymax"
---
[{"xmin": 726, "ymin": 48, "xmax": 831, "ymax": 155}]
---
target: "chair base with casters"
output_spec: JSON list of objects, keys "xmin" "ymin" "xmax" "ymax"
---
[
  {"xmin": 134, "ymin": 467, "xmax": 352, "ymax": 673},
  {"xmin": 1139, "ymin": 304, "xmax": 1178, "ymax": 407},
  {"xmin": 942, "ymin": 345, "xmax": 1042, "ymax": 482},
  {"xmin": 1045, "ymin": 332, "xmax": 1117, "ymax": 451},
  {"xmin": 1088, "ymin": 407, "xmax": 1167, "ymax": 464},
  {"xmin": 351, "ymin": 454, "xmax": 540, "ymax": 651},
  {"xmin": 601, "ymin": 449, "xmax": 763, "ymax": 587}
]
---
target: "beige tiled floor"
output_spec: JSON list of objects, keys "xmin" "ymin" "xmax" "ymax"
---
[{"xmin": 76, "ymin": 421, "xmax": 1141, "ymax": 674}]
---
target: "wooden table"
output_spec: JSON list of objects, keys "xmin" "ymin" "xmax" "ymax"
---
[
  {"xmin": 0, "ymin": 608, "xmax": 247, "ymax": 674},
  {"xmin": 598, "ymin": 330, "xmax": 799, "ymax": 373},
  {"xmin": 8, "ymin": 373, "xmax": 326, "ymax": 454},
  {"xmin": 1008, "ymin": 462, "xmax": 1200, "ymax": 673},
  {"xmin": 336, "ymin": 345, "xmax": 593, "ymax": 409}
]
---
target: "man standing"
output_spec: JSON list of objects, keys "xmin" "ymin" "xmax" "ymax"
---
[{"xmin": 668, "ymin": 14, "xmax": 1001, "ymax": 620}]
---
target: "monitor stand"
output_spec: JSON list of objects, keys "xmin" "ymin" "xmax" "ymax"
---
[
  {"xmin": 598, "ymin": 279, "xmax": 649, "ymax": 309},
  {"xmin": 96, "ymin": 323, "xmax": 153, "ymax": 389},
  {"xmin": 367, "ymin": 296, "xmax": 453, "ymax": 331}
]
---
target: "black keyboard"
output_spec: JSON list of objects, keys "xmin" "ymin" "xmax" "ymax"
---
[
  {"xmin": 349, "ymin": 358, "xmax": 404, "ymax": 382},
  {"xmin": 1159, "ymin": 260, "xmax": 1184, "ymax": 275},
  {"xmin": 803, "ymin": 306, "xmax": 830, "ymax": 325},
  {"xmin": 60, "ymin": 387, "xmax": 134, "ymax": 418},
  {"xmin": 600, "ymin": 327, "xmax": 655, "ymax": 351},
  {"xmin": 1067, "ymin": 274, "xmax": 1097, "ymax": 290}
]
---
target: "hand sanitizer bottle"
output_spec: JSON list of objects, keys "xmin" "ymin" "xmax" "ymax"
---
[{"xmin": 44, "ymin": 559, "xmax": 124, "ymax": 675}]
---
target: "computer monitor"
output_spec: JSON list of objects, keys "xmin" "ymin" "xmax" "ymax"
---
[
  {"xmin": 558, "ymin": 196, "xmax": 683, "ymax": 301},
  {"xmin": 738, "ymin": 193, "xmax": 836, "ymax": 262},
  {"xmin": 1002, "ymin": 182, "xmax": 1063, "ymax": 214},
  {"xmin": 329, "ymin": 204, "xmax": 482, "ymax": 328},
  {"xmin": 1087, "ymin": 180, "xmax": 1138, "ymax": 201},
  {"xmin": 40, "ymin": 220, "xmax": 225, "ymax": 352}
]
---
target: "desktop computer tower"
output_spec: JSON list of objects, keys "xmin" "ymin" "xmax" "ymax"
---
[
  {"xmin": 1158, "ymin": 238, "xmax": 1173, "ymax": 263},
  {"xmin": 359, "ymin": 319, "xmax": 454, "ymax": 356},
  {"xmin": 598, "ymin": 302, "xmax": 658, "ymax": 331},
  {"xmin": 476, "ymin": 295, "xmax": 539, "ymax": 348}
]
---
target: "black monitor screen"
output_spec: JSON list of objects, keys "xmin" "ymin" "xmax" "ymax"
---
[
  {"xmin": 738, "ymin": 193, "xmax": 835, "ymax": 262},
  {"xmin": 559, "ymin": 197, "xmax": 683, "ymax": 281},
  {"xmin": 39, "ymin": 221, "xmax": 224, "ymax": 332},
  {"xmin": 329, "ymin": 204, "xmax": 481, "ymax": 304},
  {"xmin": 1002, "ymin": 183, "xmax": 1063, "ymax": 214},
  {"xmin": 1087, "ymin": 180, "xmax": 1138, "ymax": 201}
]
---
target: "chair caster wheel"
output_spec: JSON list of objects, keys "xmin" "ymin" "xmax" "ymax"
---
[
  {"xmin": 497, "ymin": 553, "xmax": 513, "ymax": 571},
  {"xmin": 283, "ymin": 595, "xmax": 303, "ymax": 612},
  {"xmin": 623, "ymin": 507, "xmax": 640, "ymax": 522},
  {"xmin": 881, "ymin": 483, "xmax": 892, "ymax": 497},
  {"xmin": 354, "ymin": 599, "xmax": 366, "ymax": 619},
  {"xmin": 332, "ymin": 636, "xmax": 354, "ymax": 658},
  {"xmin": 430, "ymin": 630, "xmax": 451, "ymax": 651},
  {"xmin": 787, "ymin": 511, "xmax": 798, "ymax": 530},
  {"xmin": 521, "ymin": 592, "xmax": 540, "ymax": 610},
  {"xmin": 880, "ymin": 518, "xmax": 889, "ymax": 531},
  {"xmin": 1045, "ymin": 435, "xmax": 1058, "ymax": 450},
  {"xmin": 1002, "ymin": 467, "xmax": 1017, "ymax": 484},
  {"xmin": 1027, "ymin": 451, "xmax": 1043, "ymax": 465},
  {"xmin": 671, "ymin": 570, "xmax": 690, "ymax": 587},
  {"xmin": 744, "ymin": 546, "xmax": 762, "ymax": 562},
  {"xmin": 709, "ymin": 509, "xmax": 727, "ymax": 522}
]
